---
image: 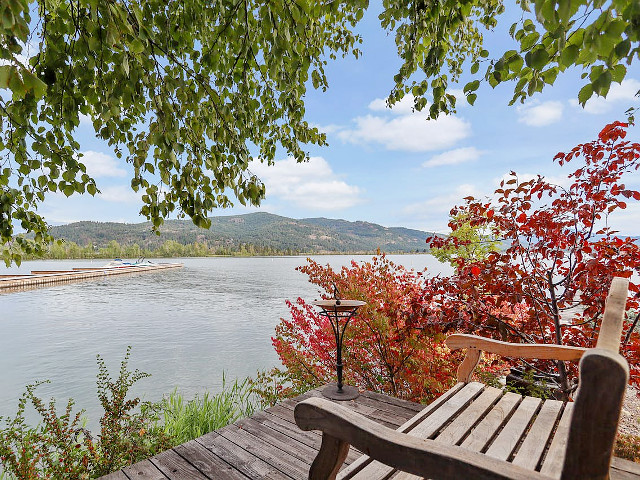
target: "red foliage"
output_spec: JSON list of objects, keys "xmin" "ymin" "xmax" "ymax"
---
[
  {"xmin": 272, "ymin": 256, "xmax": 479, "ymax": 403},
  {"xmin": 428, "ymin": 121, "xmax": 640, "ymax": 391}
]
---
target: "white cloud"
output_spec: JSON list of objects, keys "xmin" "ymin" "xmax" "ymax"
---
[
  {"xmin": 80, "ymin": 151, "xmax": 127, "ymax": 178},
  {"xmin": 571, "ymin": 78, "xmax": 640, "ymax": 115},
  {"xmin": 98, "ymin": 185, "xmax": 141, "ymax": 203},
  {"xmin": 368, "ymin": 94, "xmax": 416, "ymax": 115},
  {"xmin": 368, "ymin": 98, "xmax": 388, "ymax": 112},
  {"xmin": 423, "ymin": 147, "xmax": 484, "ymax": 168},
  {"xmin": 402, "ymin": 184, "xmax": 481, "ymax": 231},
  {"xmin": 339, "ymin": 113, "xmax": 471, "ymax": 152},
  {"xmin": 310, "ymin": 123, "xmax": 342, "ymax": 134},
  {"xmin": 517, "ymin": 100, "xmax": 564, "ymax": 126},
  {"xmin": 249, "ymin": 157, "xmax": 363, "ymax": 211}
]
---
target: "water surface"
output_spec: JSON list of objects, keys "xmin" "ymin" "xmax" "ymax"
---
[{"xmin": 0, "ymin": 255, "xmax": 449, "ymax": 430}]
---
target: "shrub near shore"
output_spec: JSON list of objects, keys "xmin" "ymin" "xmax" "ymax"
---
[{"xmin": 0, "ymin": 350, "xmax": 258, "ymax": 479}]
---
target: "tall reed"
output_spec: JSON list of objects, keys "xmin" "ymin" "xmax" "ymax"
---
[{"xmin": 159, "ymin": 375, "xmax": 257, "ymax": 445}]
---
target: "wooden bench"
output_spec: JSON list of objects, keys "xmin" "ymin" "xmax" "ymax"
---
[{"xmin": 295, "ymin": 277, "xmax": 634, "ymax": 480}]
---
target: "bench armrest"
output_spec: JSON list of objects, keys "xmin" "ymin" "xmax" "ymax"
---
[
  {"xmin": 446, "ymin": 334, "xmax": 588, "ymax": 360},
  {"xmin": 445, "ymin": 334, "xmax": 588, "ymax": 382},
  {"xmin": 294, "ymin": 397, "xmax": 553, "ymax": 480}
]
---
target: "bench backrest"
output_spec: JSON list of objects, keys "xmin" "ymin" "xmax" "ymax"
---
[{"xmin": 561, "ymin": 277, "xmax": 630, "ymax": 480}]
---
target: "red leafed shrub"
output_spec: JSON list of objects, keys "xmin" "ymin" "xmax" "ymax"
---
[
  {"xmin": 428, "ymin": 121, "xmax": 640, "ymax": 396},
  {"xmin": 269, "ymin": 255, "xmax": 504, "ymax": 404}
]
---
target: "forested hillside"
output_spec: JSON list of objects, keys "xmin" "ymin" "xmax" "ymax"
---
[{"xmin": 44, "ymin": 213, "xmax": 436, "ymax": 255}]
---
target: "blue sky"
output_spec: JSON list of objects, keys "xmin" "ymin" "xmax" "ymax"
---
[{"xmin": 40, "ymin": 5, "xmax": 640, "ymax": 235}]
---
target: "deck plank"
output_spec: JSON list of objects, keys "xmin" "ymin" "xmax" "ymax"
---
[
  {"xmin": 235, "ymin": 416, "xmax": 319, "ymax": 465},
  {"xmin": 358, "ymin": 388, "xmax": 425, "ymax": 412},
  {"xmin": 101, "ymin": 384, "xmax": 640, "ymax": 480},
  {"xmin": 217, "ymin": 424, "xmax": 308, "ymax": 478},
  {"xmin": 99, "ymin": 472, "xmax": 130, "ymax": 480},
  {"xmin": 249, "ymin": 409, "xmax": 361, "ymax": 464},
  {"xmin": 197, "ymin": 431, "xmax": 290, "ymax": 480},
  {"xmin": 173, "ymin": 439, "xmax": 248, "ymax": 479},
  {"xmin": 150, "ymin": 448, "xmax": 210, "ymax": 479},
  {"xmin": 612, "ymin": 457, "xmax": 640, "ymax": 480},
  {"xmin": 121, "ymin": 459, "xmax": 167, "ymax": 479}
]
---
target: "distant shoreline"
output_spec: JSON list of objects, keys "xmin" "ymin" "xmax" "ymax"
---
[{"xmin": 23, "ymin": 250, "xmax": 432, "ymax": 262}]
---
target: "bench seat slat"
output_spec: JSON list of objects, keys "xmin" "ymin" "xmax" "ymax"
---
[
  {"xmin": 485, "ymin": 396, "xmax": 543, "ymax": 461},
  {"xmin": 512, "ymin": 400, "xmax": 564, "ymax": 470},
  {"xmin": 460, "ymin": 392, "xmax": 522, "ymax": 452},
  {"xmin": 339, "ymin": 390, "xmax": 569, "ymax": 480},
  {"xmin": 540, "ymin": 403, "xmax": 574, "ymax": 478},
  {"xmin": 435, "ymin": 386, "xmax": 504, "ymax": 446}
]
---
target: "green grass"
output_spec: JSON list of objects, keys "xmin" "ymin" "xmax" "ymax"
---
[{"xmin": 158, "ymin": 376, "xmax": 258, "ymax": 445}]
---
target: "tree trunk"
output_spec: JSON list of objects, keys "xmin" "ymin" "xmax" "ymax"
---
[{"xmin": 547, "ymin": 271, "xmax": 570, "ymax": 400}]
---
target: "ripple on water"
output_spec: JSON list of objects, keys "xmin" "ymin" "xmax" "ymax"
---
[{"xmin": 0, "ymin": 255, "xmax": 450, "ymax": 431}]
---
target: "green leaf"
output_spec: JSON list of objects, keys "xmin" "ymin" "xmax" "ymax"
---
[
  {"xmin": 611, "ymin": 64, "xmax": 626, "ymax": 83},
  {"xmin": 0, "ymin": 65, "xmax": 12, "ymax": 88},
  {"xmin": 466, "ymin": 93, "xmax": 477, "ymax": 105},
  {"xmin": 509, "ymin": 54, "xmax": 524, "ymax": 72},
  {"xmin": 559, "ymin": 45, "xmax": 580, "ymax": 67},
  {"xmin": 615, "ymin": 39, "xmax": 631, "ymax": 59},
  {"xmin": 578, "ymin": 83, "xmax": 593, "ymax": 105},
  {"xmin": 520, "ymin": 32, "xmax": 540, "ymax": 51},
  {"xmin": 605, "ymin": 20, "xmax": 626, "ymax": 40},
  {"xmin": 463, "ymin": 80, "xmax": 480, "ymax": 93},
  {"xmin": 22, "ymin": 70, "xmax": 47, "ymax": 98},
  {"xmin": 2, "ymin": 7, "xmax": 14, "ymax": 29},
  {"xmin": 593, "ymin": 70, "xmax": 612, "ymax": 96},
  {"xmin": 129, "ymin": 39, "xmax": 145, "ymax": 54},
  {"xmin": 543, "ymin": 67, "xmax": 559, "ymax": 85},
  {"xmin": 558, "ymin": 0, "xmax": 571, "ymax": 23},
  {"xmin": 529, "ymin": 48, "xmax": 550, "ymax": 69}
]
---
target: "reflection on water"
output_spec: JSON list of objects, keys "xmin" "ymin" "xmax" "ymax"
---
[{"xmin": 0, "ymin": 255, "xmax": 450, "ymax": 430}]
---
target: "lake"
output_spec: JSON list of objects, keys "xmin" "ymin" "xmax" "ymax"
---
[{"xmin": 0, "ymin": 255, "xmax": 451, "ymax": 431}]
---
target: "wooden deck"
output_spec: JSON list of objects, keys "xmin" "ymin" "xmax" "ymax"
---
[
  {"xmin": 100, "ymin": 384, "xmax": 640, "ymax": 480},
  {"xmin": 0, "ymin": 262, "xmax": 182, "ymax": 293}
]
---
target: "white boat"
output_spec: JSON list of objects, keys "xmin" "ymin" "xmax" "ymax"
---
[{"xmin": 102, "ymin": 258, "xmax": 155, "ymax": 268}]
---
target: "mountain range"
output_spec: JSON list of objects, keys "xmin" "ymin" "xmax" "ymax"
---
[{"xmin": 47, "ymin": 213, "xmax": 437, "ymax": 254}]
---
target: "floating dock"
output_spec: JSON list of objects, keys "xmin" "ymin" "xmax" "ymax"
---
[{"xmin": 0, "ymin": 262, "xmax": 183, "ymax": 292}]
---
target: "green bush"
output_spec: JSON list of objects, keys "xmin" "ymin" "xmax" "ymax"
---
[
  {"xmin": 0, "ymin": 347, "xmax": 173, "ymax": 479},
  {"xmin": 0, "ymin": 351, "xmax": 263, "ymax": 479}
]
